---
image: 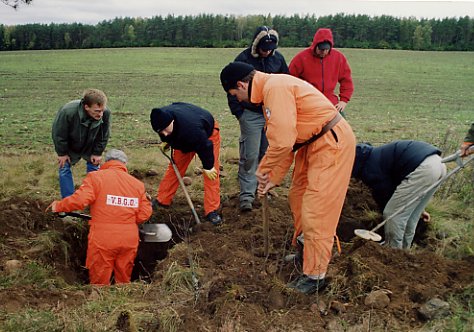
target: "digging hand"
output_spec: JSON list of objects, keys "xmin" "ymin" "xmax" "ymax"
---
[
  {"xmin": 45, "ymin": 201, "xmax": 58, "ymax": 213},
  {"xmin": 258, "ymin": 181, "xmax": 276, "ymax": 197},
  {"xmin": 203, "ymin": 167, "xmax": 218, "ymax": 180},
  {"xmin": 90, "ymin": 154, "xmax": 102, "ymax": 165},
  {"xmin": 460, "ymin": 143, "xmax": 474, "ymax": 157},
  {"xmin": 159, "ymin": 142, "xmax": 170, "ymax": 153}
]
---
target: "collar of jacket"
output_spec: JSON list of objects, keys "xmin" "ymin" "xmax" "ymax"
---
[
  {"xmin": 100, "ymin": 160, "xmax": 128, "ymax": 172},
  {"xmin": 78, "ymin": 100, "xmax": 104, "ymax": 128},
  {"xmin": 251, "ymin": 29, "xmax": 279, "ymax": 58}
]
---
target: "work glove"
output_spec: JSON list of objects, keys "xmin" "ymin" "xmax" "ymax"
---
[
  {"xmin": 158, "ymin": 142, "xmax": 170, "ymax": 153},
  {"xmin": 203, "ymin": 167, "xmax": 218, "ymax": 180}
]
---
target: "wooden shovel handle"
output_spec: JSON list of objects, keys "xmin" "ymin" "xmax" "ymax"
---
[{"xmin": 262, "ymin": 194, "xmax": 269, "ymax": 257}]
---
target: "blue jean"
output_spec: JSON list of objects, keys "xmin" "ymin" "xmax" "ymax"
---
[
  {"xmin": 59, "ymin": 160, "xmax": 99, "ymax": 198},
  {"xmin": 238, "ymin": 110, "xmax": 268, "ymax": 204}
]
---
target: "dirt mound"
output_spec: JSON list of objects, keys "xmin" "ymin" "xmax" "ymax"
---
[{"xmin": 0, "ymin": 178, "xmax": 472, "ymax": 330}]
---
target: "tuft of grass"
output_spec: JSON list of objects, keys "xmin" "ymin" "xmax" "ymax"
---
[
  {"xmin": 1, "ymin": 309, "xmax": 63, "ymax": 332},
  {"xmin": 0, "ymin": 261, "xmax": 60, "ymax": 289}
]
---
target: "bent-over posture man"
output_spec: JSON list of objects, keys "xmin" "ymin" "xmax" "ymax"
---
[
  {"xmin": 220, "ymin": 62, "xmax": 356, "ymax": 294},
  {"xmin": 150, "ymin": 102, "xmax": 222, "ymax": 225},
  {"xmin": 52, "ymin": 88, "xmax": 111, "ymax": 198},
  {"xmin": 352, "ymin": 141, "xmax": 446, "ymax": 249},
  {"xmin": 49, "ymin": 149, "xmax": 152, "ymax": 285}
]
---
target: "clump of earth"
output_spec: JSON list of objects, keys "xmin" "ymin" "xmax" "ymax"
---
[{"xmin": 0, "ymin": 175, "xmax": 472, "ymax": 331}]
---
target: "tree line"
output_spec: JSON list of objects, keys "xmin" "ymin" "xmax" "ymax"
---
[{"xmin": 1, "ymin": 13, "xmax": 473, "ymax": 51}]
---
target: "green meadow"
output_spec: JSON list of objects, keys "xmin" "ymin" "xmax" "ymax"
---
[
  {"xmin": 1, "ymin": 47, "xmax": 472, "ymax": 199},
  {"xmin": 0, "ymin": 47, "xmax": 473, "ymax": 331}
]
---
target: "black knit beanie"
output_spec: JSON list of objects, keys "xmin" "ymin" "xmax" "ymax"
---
[
  {"xmin": 220, "ymin": 62, "xmax": 255, "ymax": 92},
  {"xmin": 150, "ymin": 108, "xmax": 173, "ymax": 133}
]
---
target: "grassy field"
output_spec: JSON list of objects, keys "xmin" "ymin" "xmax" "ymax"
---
[
  {"xmin": 0, "ymin": 47, "xmax": 473, "ymax": 331},
  {"xmin": 0, "ymin": 47, "xmax": 472, "ymax": 198}
]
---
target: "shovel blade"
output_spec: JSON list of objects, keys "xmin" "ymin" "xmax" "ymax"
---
[
  {"xmin": 354, "ymin": 229, "xmax": 382, "ymax": 242},
  {"xmin": 141, "ymin": 224, "xmax": 172, "ymax": 242}
]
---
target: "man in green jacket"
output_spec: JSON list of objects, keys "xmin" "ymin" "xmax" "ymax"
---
[{"xmin": 52, "ymin": 88, "xmax": 111, "ymax": 198}]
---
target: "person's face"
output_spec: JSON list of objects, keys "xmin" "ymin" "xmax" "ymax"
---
[
  {"xmin": 258, "ymin": 48, "xmax": 272, "ymax": 58},
  {"xmin": 314, "ymin": 47, "xmax": 330, "ymax": 59},
  {"xmin": 159, "ymin": 120, "xmax": 174, "ymax": 137},
  {"xmin": 84, "ymin": 103, "xmax": 105, "ymax": 120},
  {"xmin": 228, "ymin": 81, "xmax": 249, "ymax": 103}
]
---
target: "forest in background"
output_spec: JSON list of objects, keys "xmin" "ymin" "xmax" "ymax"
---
[{"xmin": 1, "ymin": 13, "xmax": 473, "ymax": 51}]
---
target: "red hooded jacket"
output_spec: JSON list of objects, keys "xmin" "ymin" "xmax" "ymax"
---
[{"xmin": 289, "ymin": 28, "xmax": 354, "ymax": 105}]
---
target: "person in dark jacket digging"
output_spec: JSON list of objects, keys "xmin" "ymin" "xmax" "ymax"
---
[
  {"xmin": 150, "ymin": 102, "xmax": 222, "ymax": 225},
  {"xmin": 351, "ymin": 140, "xmax": 446, "ymax": 249},
  {"xmin": 227, "ymin": 26, "xmax": 289, "ymax": 212},
  {"xmin": 52, "ymin": 88, "xmax": 111, "ymax": 198}
]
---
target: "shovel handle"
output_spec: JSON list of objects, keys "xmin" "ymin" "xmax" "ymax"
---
[{"xmin": 262, "ymin": 194, "xmax": 269, "ymax": 257}]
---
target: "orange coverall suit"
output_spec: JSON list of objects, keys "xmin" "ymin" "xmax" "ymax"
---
[
  {"xmin": 252, "ymin": 72, "xmax": 356, "ymax": 277},
  {"xmin": 54, "ymin": 160, "xmax": 152, "ymax": 285}
]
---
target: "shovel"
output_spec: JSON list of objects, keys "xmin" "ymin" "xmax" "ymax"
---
[
  {"xmin": 58, "ymin": 211, "xmax": 91, "ymax": 220},
  {"xmin": 160, "ymin": 147, "xmax": 201, "ymax": 225},
  {"xmin": 355, "ymin": 151, "xmax": 474, "ymax": 241},
  {"xmin": 139, "ymin": 223, "xmax": 172, "ymax": 242}
]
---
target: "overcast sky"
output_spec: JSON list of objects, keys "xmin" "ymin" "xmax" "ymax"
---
[{"xmin": 1, "ymin": 0, "xmax": 473, "ymax": 25}]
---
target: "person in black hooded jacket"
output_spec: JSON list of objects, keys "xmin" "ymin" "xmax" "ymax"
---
[
  {"xmin": 351, "ymin": 140, "xmax": 446, "ymax": 249},
  {"xmin": 227, "ymin": 26, "xmax": 289, "ymax": 212},
  {"xmin": 150, "ymin": 102, "xmax": 222, "ymax": 225}
]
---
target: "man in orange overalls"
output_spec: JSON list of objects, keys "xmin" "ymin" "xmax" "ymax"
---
[
  {"xmin": 48, "ymin": 149, "xmax": 152, "ymax": 285},
  {"xmin": 220, "ymin": 62, "xmax": 356, "ymax": 294}
]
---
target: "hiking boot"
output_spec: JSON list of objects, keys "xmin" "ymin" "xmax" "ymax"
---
[
  {"xmin": 206, "ymin": 211, "xmax": 222, "ymax": 226},
  {"xmin": 152, "ymin": 198, "xmax": 169, "ymax": 210},
  {"xmin": 293, "ymin": 275, "xmax": 327, "ymax": 295},
  {"xmin": 286, "ymin": 275, "xmax": 304, "ymax": 289},
  {"xmin": 239, "ymin": 201, "xmax": 252, "ymax": 212}
]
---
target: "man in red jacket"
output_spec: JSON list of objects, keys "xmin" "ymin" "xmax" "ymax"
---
[
  {"xmin": 49, "ymin": 149, "xmax": 152, "ymax": 285},
  {"xmin": 289, "ymin": 28, "xmax": 354, "ymax": 115}
]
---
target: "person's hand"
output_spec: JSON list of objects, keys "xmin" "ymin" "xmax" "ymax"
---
[
  {"xmin": 203, "ymin": 167, "xmax": 218, "ymax": 180},
  {"xmin": 335, "ymin": 101, "xmax": 347, "ymax": 113},
  {"xmin": 45, "ymin": 201, "xmax": 58, "ymax": 213},
  {"xmin": 159, "ymin": 142, "xmax": 170, "ymax": 153},
  {"xmin": 57, "ymin": 155, "xmax": 70, "ymax": 168},
  {"xmin": 90, "ymin": 155, "xmax": 102, "ymax": 165},
  {"xmin": 258, "ymin": 181, "xmax": 276, "ymax": 197},
  {"xmin": 421, "ymin": 211, "xmax": 431, "ymax": 222},
  {"xmin": 460, "ymin": 142, "xmax": 474, "ymax": 157},
  {"xmin": 255, "ymin": 170, "xmax": 269, "ymax": 186}
]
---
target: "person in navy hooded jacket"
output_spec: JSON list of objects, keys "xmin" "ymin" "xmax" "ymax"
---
[
  {"xmin": 351, "ymin": 140, "xmax": 446, "ymax": 249},
  {"xmin": 150, "ymin": 102, "xmax": 222, "ymax": 225}
]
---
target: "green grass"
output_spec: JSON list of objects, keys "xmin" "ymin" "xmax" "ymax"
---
[{"xmin": 0, "ymin": 47, "xmax": 473, "ymax": 331}]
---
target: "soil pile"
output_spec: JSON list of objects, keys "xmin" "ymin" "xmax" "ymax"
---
[{"xmin": 0, "ymin": 178, "xmax": 472, "ymax": 331}]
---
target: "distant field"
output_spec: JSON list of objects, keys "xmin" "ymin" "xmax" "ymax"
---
[
  {"xmin": 0, "ymin": 47, "xmax": 473, "ymax": 200},
  {"xmin": 0, "ymin": 47, "xmax": 472, "ymax": 154}
]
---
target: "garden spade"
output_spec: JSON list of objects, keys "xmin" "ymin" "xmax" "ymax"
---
[
  {"xmin": 160, "ymin": 147, "xmax": 201, "ymax": 225},
  {"xmin": 354, "ymin": 150, "xmax": 474, "ymax": 242},
  {"xmin": 139, "ymin": 223, "xmax": 172, "ymax": 242}
]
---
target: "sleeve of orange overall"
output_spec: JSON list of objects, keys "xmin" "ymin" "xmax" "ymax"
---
[
  {"xmin": 136, "ymin": 188, "xmax": 152, "ymax": 224},
  {"xmin": 55, "ymin": 175, "xmax": 97, "ymax": 212},
  {"xmin": 257, "ymin": 85, "xmax": 297, "ymax": 185}
]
